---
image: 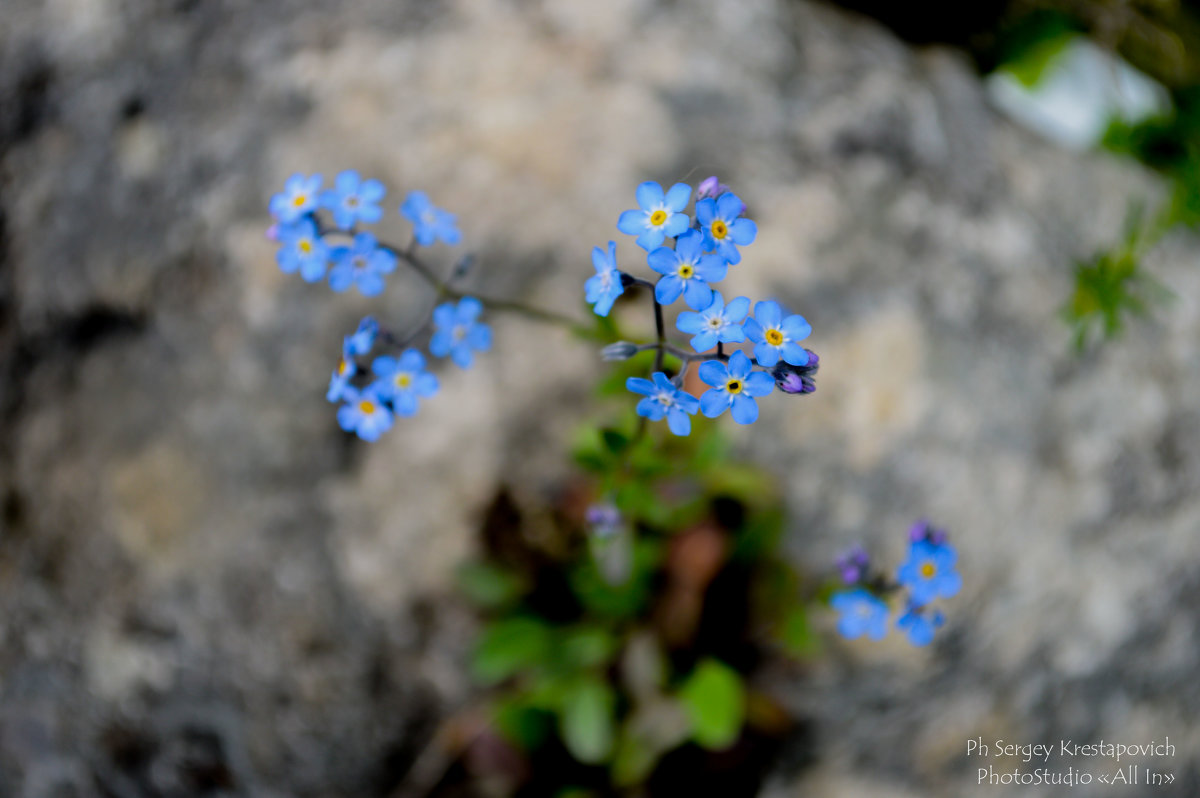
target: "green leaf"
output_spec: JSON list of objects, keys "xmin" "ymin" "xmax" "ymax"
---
[
  {"xmin": 778, "ymin": 604, "xmax": 819, "ymax": 658},
  {"xmin": 491, "ymin": 696, "xmax": 553, "ymax": 750},
  {"xmin": 558, "ymin": 677, "xmax": 616, "ymax": 764},
  {"xmin": 471, "ymin": 616, "xmax": 552, "ymax": 685},
  {"xmin": 560, "ymin": 626, "xmax": 618, "ymax": 670},
  {"xmin": 678, "ymin": 659, "xmax": 746, "ymax": 750},
  {"xmin": 455, "ymin": 561, "xmax": 524, "ymax": 609}
]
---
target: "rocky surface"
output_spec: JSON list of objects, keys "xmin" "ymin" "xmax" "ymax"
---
[{"xmin": 1, "ymin": 0, "xmax": 1198, "ymax": 795}]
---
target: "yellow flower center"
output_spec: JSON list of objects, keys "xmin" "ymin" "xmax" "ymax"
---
[
  {"xmin": 765, "ymin": 329, "xmax": 784, "ymax": 346},
  {"xmin": 453, "ymin": 325, "xmax": 467, "ymax": 341},
  {"xmin": 358, "ymin": 400, "xmax": 376, "ymax": 415},
  {"xmin": 678, "ymin": 263, "xmax": 695, "ymax": 279},
  {"xmin": 649, "ymin": 209, "xmax": 668, "ymax": 226},
  {"xmin": 725, "ymin": 378, "xmax": 743, "ymax": 394},
  {"xmin": 298, "ymin": 239, "xmax": 313, "ymax": 254},
  {"xmin": 920, "ymin": 562, "xmax": 937, "ymax": 579},
  {"xmin": 353, "ymin": 256, "xmax": 367, "ymax": 270},
  {"xmin": 292, "ymin": 194, "xmax": 308, "ymax": 207},
  {"xmin": 337, "ymin": 359, "xmax": 349, "ymax": 376},
  {"xmin": 347, "ymin": 196, "xmax": 359, "ymax": 207},
  {"xmin": 708, "ymin": 317, "xmax": 722, "ymax": 328},
  {"xmin": 657, "ymin": 394, "xmax": 673, "ymax": 406},
  {"xmin": 395, "ymin": 373, "xmax": 413, "ymax": 389},
  {"xmin": 711, "ymin": 219, "xmax": 728, "ymax": 240}
]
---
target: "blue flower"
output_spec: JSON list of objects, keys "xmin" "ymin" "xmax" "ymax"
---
[
  {"xmin": 617, "ymin": 181, "xmax": 691, "ymax": 251},
  {"xmin": 675, "ymin": 292, "xmax": 749, "ymax": 352},
  {"xmin": 647, "ymin": 229, "xmax": 728, "ymax": 309},
  {"xmin": 270, "ymin": 173, "xmax": 322, "ymax": 224},
  {"xmin": 625, "ymin": 372, "xmax": 700, "ymax": 436},
  {"xmin": 585, "ymin": 241, "xmax": 624, "ymax": 317},
  {"xmin": 897, "ymin": 605, "xmax": 945, "ymax": 646},
  {"xmin": 401, "ymin": 191, "xmax": 461, "ymax": 246},
  {"xmin": 897, "ymin": 539, "xmax": 961, "ymax": 606},
  {"xmin": 695, "ymin": 191, "xmax": 756, "ymax": 265},
  {"xmin": 370, "ymin": 349, "xmax": 440, "ymax": 416},
  {"xmin": 345, "ymin": 316, "xmax": 379, "ymax": 357},
  {"xmin": 431, "ymin": 297, "xmax": 491, "ymax": 368},
  {"xmin": 320, "ymin": 170, "xmax": 385, "ymax": 229},
  {"xmin": 327, "ymin": 355, "xmax": 356, "ymax": 402},
  {"xmin": 336, "ymin": 386, "xmax": 394, "ymax": 442},
  {"xmin": 744, "ymin": 300, "xmax": 812, "ymax": 367},
  {"xmin": 328, "ymin": 232, "xmax": 397, "ymax": 296},
  {"xmin": 830, "ymin": 588, "xmax": 889, "ymax": 641},
  {"xmin": 276, "ymin": 218, "xmax": 329, "ymax": 282},
  {"xmin": 698, "ymin": 350, "xmax": 775, "ymax": 424}
]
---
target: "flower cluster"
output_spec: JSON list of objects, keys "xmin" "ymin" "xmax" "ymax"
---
[
  {"xmin": 268, "ymin": 172, "xmax": 490, "ymax": 441},
  {"xmin": 587, "ymin": 178, "xmax": 818, "ymax": 436},
  {"xmin": 830, "ymin": 521, "xmax": 961, "ymax": 646},
  {"xmin": 269, "ymin": 171, "xmax": 461, "ymax": 296}
]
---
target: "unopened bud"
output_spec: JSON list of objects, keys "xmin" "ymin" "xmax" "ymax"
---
[
  {"xmin": 601, "ymin": 341, "xmax": 639, "ymax": 361},
  {"xmin": 697, "ymin": 176, "xmax": 729, "ymax": 200}
]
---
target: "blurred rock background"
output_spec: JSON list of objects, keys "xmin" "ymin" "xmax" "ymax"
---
[{"xmin": 1, "ymin": 0, "xmax": 1198, "ymax": 795}]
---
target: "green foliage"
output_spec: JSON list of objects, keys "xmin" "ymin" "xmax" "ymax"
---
[
  {"xmin": 678, "ymin": 659, "xmax": 746, "ymax": 750},
  {"xmin": 993, "ymin": 10, "xmax": 1081, "ymax": 89},
  {"xmin": 559, "ymin": 677, "xmax": 617, "ymax": 764}
]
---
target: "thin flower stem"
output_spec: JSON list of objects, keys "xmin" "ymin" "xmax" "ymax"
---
[{"xmin": 653, "ymin": 299, "xmax": 666, "ymax": 372}]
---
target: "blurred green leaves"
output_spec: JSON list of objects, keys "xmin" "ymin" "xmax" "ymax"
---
[{"xmin": 678, "ymin": 659, "xmax": 746, "ymax": 750}]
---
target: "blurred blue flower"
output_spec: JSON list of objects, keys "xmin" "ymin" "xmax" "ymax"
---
[
  {"xmin": 675, "ymin": 292, "xmax": 749, "ymax": 352},
  {"xmin": 625, "ymin": 372, "xmax": 700, "ymax": 436},
  {"xmin": 831, "ymin": 588, "xmax": 889, "ymax": 641},
  {"xmin": 897, "ymin": 539, "xmax": 961, "ymax": 606},
  {"xmin": 897, "ymin": 605, "xmax": 945, "ymax": 646},
  {"xmin": 344, "ymin": 316, "xmax": 379, "ymax": 357},
  {"xmin": 320, "ymin": 170, "xmax": 385, "ymax": 229},
  {"xmin": 371, "ymin": 349, "xmax": 439, "ymax": 417},
  {"xmin": 401, "ymin": 191, "xmax": 461, "ymax": 246},
  {"xmin": 431, "ymin": 297, "xmax": 491, "ymax": 368},
  {"xmin": 647, "ymin": 229, "xmax": 727, "ymax": 309},
  {"xmin": 329, "ymin": 233, "xmax": 396, "ymax": 296},
  {"xmin": 276, "ymin": 218, "xmax": 329, "ymax": 282},
  {"xmin": 585, "ymin": 241, "xmax": 624, "ymax": 317},
  {"xmin": 326, "ymin": 356, "xmax": 356, "ymax": 403},
  {"xmin": 698, "ymin": 350, "xmax": 774, "ymax": 424},
  {"xmin": 617, "ymin": 181, "xmax": 691, "ymax": 251},
  {"xmin": 336, "ymin": 386, "xmax": 394, "ymax": 441},
  {"xmin": 695, "ymin": 191, "xmax": 756, "ymax": 264},
  {"xmin": 744, "ymin": 300, "xmax": 811, "ymax": 367},
  {"xmin": 270, "ymin": 173, "xmax": 322, "ymax": 224}
]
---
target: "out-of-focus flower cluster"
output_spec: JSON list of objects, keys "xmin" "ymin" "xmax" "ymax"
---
[
  {"xmin": 830, "ymin": 521, "xmax": 961, "ymax": 646},
  {"xmin": 269, "ymin": 172, "xmax": 489, "ymax": 441},
  {"xmin": 586, "ymin": 178, "xmax": 818, "ymax": 436}
]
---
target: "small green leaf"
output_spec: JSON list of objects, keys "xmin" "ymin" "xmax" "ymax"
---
[
  {"xmin": 455, "ymin": 561, "xmax": 524, "ymax": 609},
  {"xmin": 471, "ymin": 616, "xmax": 552, "ymax": 685},
  {"xmin": 560, "ymin": 626, "xmax": 617, "ymax": 670},
  {"xmin": 778, "ymin": 604, "xmax": 819, "ymax": 658},
  {"xmin": 559, "ymin": 677, "xmax": 616, "ymax": 764},
  {"xmin": 678, "ymin": 659, "xmax": 745, "ymax": 750},
  {"xmin": 491, "ymin": 696, "xmax": 553, "ymax": 750}
]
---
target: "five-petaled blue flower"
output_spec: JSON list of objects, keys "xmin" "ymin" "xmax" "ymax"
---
[
  {"xmin": 276, "ymin": 218, "xmax": 329, "ymax": 282},
  {"xmin": 617, "ymin": 181, "xmax": 691, "ymax": 251},
  {"xmin": 647, "ymin": 229, "xmax": 727, "ymax": 309},
  {"xmin": 744, "ymin": 300, "xmax": 812, "ymax": 367},
  {"xmin": 321, "ymin": 170, "xmax": 386, "ymax": 230},
  {"xmin": 675, "ymin": 291, "xmax": 749, "ymax": 352},
  {"xmin": 695, "ymin": 191, "xmax": 756, "ymax": 265},
  {"xmin": 336, "ymin": 386, "xmax": 394, "ymax": 442},
  {"xmin": 897, "ymin": 539, "xmax": 962, "ymax": 606},
  {"xmin": 345, "ymin": 316, "xmax": 379, "ymax": 357},
  {"xmin": 585, "ymin": 241, "xmax": 624, "ymax": 317},
  {"xmin": 401, "ymin": 191, "xmax": 462, "ymax": 247},
  {"xmin": 897, "ymin": 605, "xmax": 944, "ymax": 646},
  {"xmin": 431, "ymin": 297, "xmax": 492, "ymax": 369},
  {"xmin": 270, "ymin": 173, "xmax": 323, "ymax": 224},
  {"xmin": 698, "ymin": 350, "xmax": 775, "ymax": 424},
  {"xmin": 371, "ymin": 349, "xmax": 440, "ymax": 417},
  {"xmin": 831, "ymin": 588, "xmax": 890, "ymax": 641},
  {"xmin": 625, "ymin": 372, "xmax": 700, "ymax": 436},
  {"xmin": 329, "ymin": 232, "xmax": 397, "ymax": 297}
]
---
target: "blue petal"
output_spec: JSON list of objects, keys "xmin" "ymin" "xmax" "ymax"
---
[
  {"xmin": 665, "ymin": 182, "xmax": 692, "ymax": 211},
  {"xmin": 689, "ymin": 330, "xmax": 718, "ymax": 353},
  {"xmin": 401, "ymin": 191, "xmax": 430, "ymax": 219},
  {"xmin": 781, "ymin": 315, "xmax": 812, "ymax": 341},
  {"xmin": 593, "ymin": 243, "xmax": 615, "ymax": 273},
  {"xmin": 335, "ymin": 170, "xmax": 360, "ymax": 192},
  {"xmin": 429, "ymin": 330, "xmax": 452, "ymax": 357},
  {"xmin": 674, "ymin": 229, "xmax": 704, "ymax": 260},
  {"xmin": 394, "ymin": 392, "xmax": 419, "ymax": 417},
  {"xmin": 695, "ymin": 197, "xmax": 716, "ymax": 226},
  {"xmin": 742, "ymin": 317, "xmax": 765, "ymax": 343},
  {"xmin": 655, "ymin": 275, "xmax": 683, "ymax": 305},
  {"xmin": 399, "ymin": 349, "xmax": 425, "ymax": 370},
  {"xmin": 715, "ymin": 192, "xmax": 744, "ymax": 220},
  {"xmin": 666, "ymin": 408, "xmax": 692, "ymax": 436},
  {"xmin": 698, "ymin": 360, "xmax": 728, "ymax": 387},
  {"xmin": 468, "ymin": 324, "xmax": 492, "ymax": 352},
  {"xmin": 647, "ymin": 246, "xmax": 679, "ymax": 276},
  {"xmin": 781, "ymin": 342, "xmax": 809, "ymax": 366},
  {"xmin": 432, "ymin": 303, "xmax": 457, "ymax": 329},
  {"xmin": 337, "ymin": 405, "xmax": 359, "ymax": 432},
  {"xmin": 415, "ymin": 373, "xmax": 439, "ymax": 397},
  {"xmin": 700, "ymin": 389, "xmax": 730, "ymax": 418},
  {"xmin": 716, "ymin": 239, "xmax": 741, "ymax": 265},
  {"xmin": 726, "ymin": 350, "xmax": 752, "ymax": 380},
  {"xmin": 635, "ymin": 181, "xmax": 664, "ymax": 211},
  {"xmin": 360, "ymin": 179, "xmax": 386, "ymax": 201},
  {"xmin": 372, "ymin": 356, "xmax": 398, "ymax": 376},
  {"xmin": 730, "ymin": 394, "xmax": 759, "ymax": 424},
  {"xmin": 728, "ymin": 218, "xmax": 756, "ymax": 246},
  {"xmin": 451, "ymin": 344, "xmax": 474, "ymax": 369},
  {"xmin": 662, "ymin": 214, "xmax": 689, "ymax": 238},
  {"xmin": 328, "ymin": 264, "xmax": 354, "ymax": 292},
  {"xmin": 617, "ymin": 210, "xmax": 646, "ymax": 236},
  {"xmin": 635, "ymin": 397, "xmax": 666, "ymax": 420},
  {"xmin": 744, "ymin": 371, "xmax": 775, "ymax": 397},
  {"xmin": 651, "ymin": 372, "xmax": 676, "ymax": 392},
  {"xmin": 754, "ymin": 301, "xmax": 782, "ymax": 329},
  {"xmin": 694, "ymin": 255, "xmax": 727, "ymax": 284},
  {"xmin": 626, "ymin": 377, "xmax": 656, "ymax": 396},
  {"xmin": 682, "ymin": 279, "xmax": 713, "ymax": 311},
  {"xmin": 357, "ymin": 272, "xmax": 385, "ymax": 297},
  {"xmin": 937, "ymin": 572, "xmax": 962, "ymax": 599},
  {"xmin": 676, "ymin": 311, "xmax": 705, "ymax": 334},
  {"xmin": 636, "ymin": 228, "xmax": 666, "ymax": 251},
  {"xmin": 675, "ymin": 391, "xmax": 700, "ymax": 414},
  {"xmin": 753, "ymin": 342, "xmax": 780, "ymax": 367}
]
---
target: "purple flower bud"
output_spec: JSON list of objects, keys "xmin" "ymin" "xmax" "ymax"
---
[
  {"xmin": 909, "ymin": 520, "xmax": 948, "ymax": 546},
  {"xmin": 772, "ymin": 350, "xmax": 819, "ymax": 394},
  {"xmin": 266, "ymin": 223, "xmax": 280, "ymax": 242},
  {"xmin": 836, "ymin": 545, "xmax": 871, "ymax": 585},
  {"xmin": 585, "ymin": 503, "xmax": 622, "ymax": 538},
  {"xmin": 697, "ymin": 176, "xmax": 730, "ymax": 201}
]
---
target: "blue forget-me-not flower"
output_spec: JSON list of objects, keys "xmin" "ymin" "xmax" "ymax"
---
[
  {"xmin": 329, "ymin": 232, "xmax": 397, "ymax": 297},
  {"xmin": 675, "ymin": 292, "xmax": 749, "ymax": 353},
  {"xmin": 897, "ymin": 538, "xmax": 962, "ymax": 606},
  {"xmin": 897, "ymin": 604, "xmax": 945, "ymax": 646},
  {"xmin": 401, "ymin": 191, "xmax": 462, "ymax": 247},
  {"xmin": 617, "ymin": 181, "xmax": 691, "ymax": 251},
  {"xmin": 744, "ymin": 300, "xmax": 812, "ymax": 368},
  {"xmin": 276, "ymin": 218, "xmax": 329, "ymax": 282},
  {"xmin": 431, "ymin": 297, "xmax": 492, "ymax": 369},
  {"xmin": 647, "ymin": 229, "xmax": 727, "ymax": 309},
  {"xmin": 831, "ymin": 588, "xmax": 889, "ymax": 641},
  {"xmin": 371, "ymin": 350, "xmax": 440, "ymax": 417},
  {"xmin": 270, "ymin": 173, "xmax": 322, "ymax": 224},
  {"xmin": 585, "ymin": 241, "xmax": 624, "ymax": 317},
  {"xmin": 698, "ymin": 350, "xmax": 775, "ymax": 424},
  {"xmin": 625, "ymin": 372, "xmax": 700, "ymax": 436},
  {"xmin": 337, "ymin": 386, "xmax": 394, "ymax": 442},
  {"xmin": 695, "ymin": 191, "xmax": 756, "ymax": 265},
  {"xmin": 321, "ymin": 170, "xmax": 386, "ymax": 229}
]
